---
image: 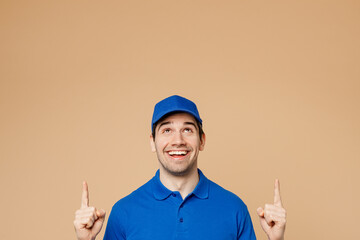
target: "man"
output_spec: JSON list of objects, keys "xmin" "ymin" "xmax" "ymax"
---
[{"xmin": 74, "ymin": 95, "xmax": 286, "ymax": 240}]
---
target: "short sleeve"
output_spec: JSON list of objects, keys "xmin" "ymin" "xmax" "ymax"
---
[
  {"xmin": 237, "ymin": 206, "xmax": 257, "ymax": 240},
  {"xmin": 103, "ymin": 203, "xmax": 127, "ymax": 240}
]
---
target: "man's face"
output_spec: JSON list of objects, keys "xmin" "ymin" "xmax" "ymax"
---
[{"xmin": 150, "ymin": 112, "xmax": 205, "ymax": 177}]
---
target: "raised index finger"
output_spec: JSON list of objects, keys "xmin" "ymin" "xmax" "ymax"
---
[
  {"xmin": 274, "ymin": 179, "xmax": 283, "ymax": 207},
  {"xmin": 81, "ymin": 181, "xmax": 89, "ymax": 209}
]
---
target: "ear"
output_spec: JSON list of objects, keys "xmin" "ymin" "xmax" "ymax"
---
[
  {"xmin": 150, "ymin": 134, "xmax": 156, "ymax": 152},
  {"xmin": 199, "ymin": 133, "xmax": 206, "ymax": 151}
]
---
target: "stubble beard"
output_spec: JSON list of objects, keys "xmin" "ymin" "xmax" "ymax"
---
[{"xmin": 157, "ymin": 152, "xmax": 198, "ymax": 177}]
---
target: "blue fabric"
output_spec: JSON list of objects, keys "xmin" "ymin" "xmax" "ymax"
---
[
  {"xmin": 103, "ymin": 169, "xmax": 256, "ymax": 240},
  {"xmin": 151, "ymin": 95, "xmax": 202, "ymax": 131}
]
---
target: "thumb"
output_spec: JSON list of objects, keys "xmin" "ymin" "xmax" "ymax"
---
[
  {"xmin": 91, "ymin": 209, "xmax": 106, "ymax": 236},
  {"xmin": 96, "ymin": 209, "xmax": 106, "ymax": 220},
  {"xmin": 257, "ymin": 207, "xmax": 264, "ymax": 217},
  {"xmin": 257, "ymin": 207, "xmax": 270, "ymax": 233}
]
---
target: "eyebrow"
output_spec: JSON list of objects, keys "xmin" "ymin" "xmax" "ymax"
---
[
  {"xmin": 157, "ymin": 121, "xmax": 198, "ymax": 131},
  {"xmin": 184, "ymin": 122, "xmax": 198, "ymax": 129},
  {"xmin": 158, "ymin": 121, "xmax": 171, "ymax": 130}
]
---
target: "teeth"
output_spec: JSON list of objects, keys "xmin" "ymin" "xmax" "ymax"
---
[{"xmin": 168, "ymin": 151, "xmax": 187, "ymax": 156}]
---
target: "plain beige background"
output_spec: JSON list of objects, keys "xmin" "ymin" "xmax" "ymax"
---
[{"xmin": 1, "ymin": 1, "xmax": 359, "ymax": 239}]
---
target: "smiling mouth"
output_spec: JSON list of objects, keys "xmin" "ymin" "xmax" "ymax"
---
[{"xmin": 167, "ymin": 150, "xmax": 189, "ymax": 157}]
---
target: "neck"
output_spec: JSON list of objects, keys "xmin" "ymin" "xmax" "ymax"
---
[{"xmin": 159, "ymin": 168, "xmax": 199, "ymax": 199}]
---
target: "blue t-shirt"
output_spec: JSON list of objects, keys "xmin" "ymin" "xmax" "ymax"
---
[{"xmin": 104, "ymin": 169, "xmax": 256, "ymax": 240}]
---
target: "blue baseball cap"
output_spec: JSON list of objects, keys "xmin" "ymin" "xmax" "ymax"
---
[{"xmin": 151, "ymin": 95, "xmax": 202, "ymax": 131}]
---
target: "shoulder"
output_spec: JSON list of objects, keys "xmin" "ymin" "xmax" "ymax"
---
[
  {"xmin": 207, "ymin": 178, "xmax": 248, "ymax": 211},
  {"xmin": 206, "ymin": 178, "xmax": 255, "ymax": 236},
  {"xmin": 105, "ymin": 177, "xmax": 155, "ymax": 235},
  {"xmin": 111, "ymin": 177, "xmax": 153, "ymax": 211}
]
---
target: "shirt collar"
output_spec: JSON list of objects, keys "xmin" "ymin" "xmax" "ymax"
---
[
  {"xmin": 152, "ymin": 169, "xmax": 209, "ymax": 200},
  {"xmin": 152, "ymin": 170, "xmax": 173, "ymax": 200},
  {"xmin": 192, "ymin": 169, "xmax": 209, "ymax": 199}
]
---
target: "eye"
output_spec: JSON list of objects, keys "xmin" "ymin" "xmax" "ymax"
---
[
  {"xmin": 184, "ymin": 128, "xmax": 193, "ymax": 133},
  {"xmin": 162, "ymin": 128, "xmax": 171, "ymax": 134}
]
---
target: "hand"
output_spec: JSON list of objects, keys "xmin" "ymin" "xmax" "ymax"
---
[
  {"xmin": 257, "ymin": 179, "xmax": 287, "ymax": 240},
  {"xmin": 73, "ymin": 181, "xmax": 106, "ymax": 240}
]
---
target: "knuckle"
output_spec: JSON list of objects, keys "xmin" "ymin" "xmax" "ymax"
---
[
  {"xmin": 83, "ymin": 217, "xmax": 92, "ymax": 225},
  {"xmin": 86, "ymin": 220, "xmax": 94, "ymax": 228},
  {"xmin": 73, "ymin": 220, "xmax": 81, "ymax": 229}
]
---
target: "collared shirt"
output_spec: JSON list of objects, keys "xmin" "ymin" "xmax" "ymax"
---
[{"xmin": 103, "ymin": 169, "xmax": 256, "ymax": 240}]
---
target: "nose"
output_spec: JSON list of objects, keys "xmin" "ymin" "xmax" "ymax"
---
[{"xmin": 171, "ymin": 131, "xmax": 186, "ymax": 146}]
